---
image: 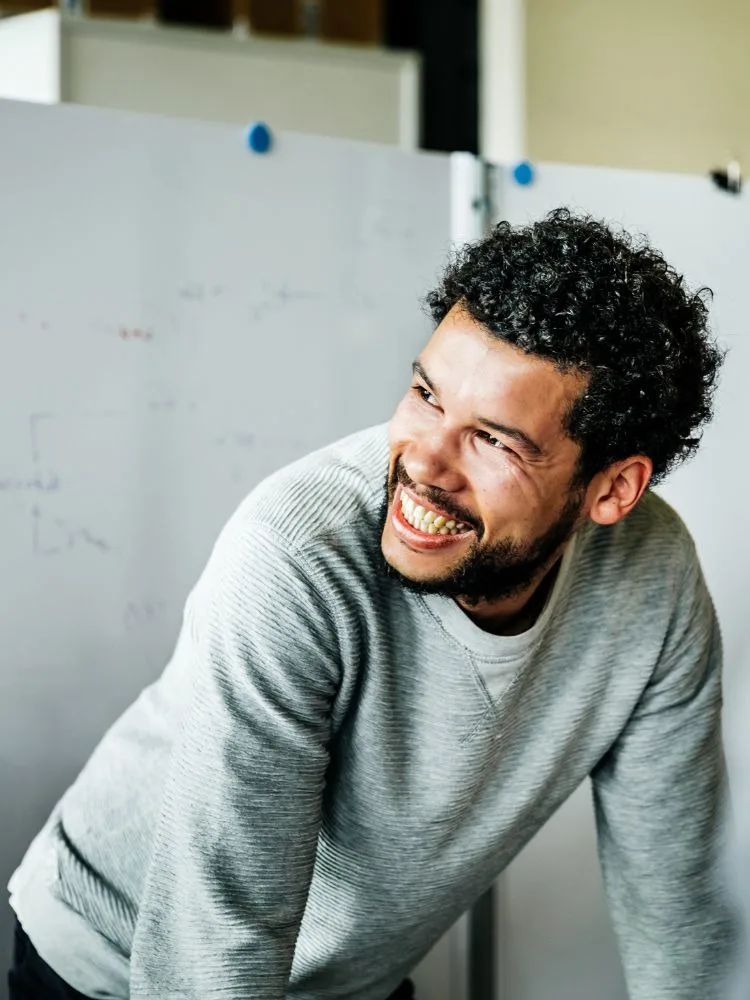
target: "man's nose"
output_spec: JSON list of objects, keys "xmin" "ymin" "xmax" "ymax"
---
[{"xmin": 403, "ymin": 431, "xmax": 464, "ymax": 494}]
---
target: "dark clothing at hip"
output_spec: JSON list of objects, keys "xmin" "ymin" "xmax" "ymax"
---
[
  {"xmin": 8, "ymin": 921, "xmax": 91, "ymax": 999},
  {"xmin": 7, "ymin": 919, "xmax": 416, "ymax": 1000}
]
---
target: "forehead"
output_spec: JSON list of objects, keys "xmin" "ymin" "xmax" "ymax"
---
[{"xmin": 421, "ymin": 307, "xmax": 587, "ymax": 440}]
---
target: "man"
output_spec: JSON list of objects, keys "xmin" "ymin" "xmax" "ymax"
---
[
  {"xmin": 7, "ymin": 208, "xmax": 734, "ymax": 999},
  {"xmin": 726, "ymin": 648, "xmax": 750, "ymax": 1000}
]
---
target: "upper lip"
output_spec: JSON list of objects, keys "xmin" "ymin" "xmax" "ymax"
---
[{"xmin": 398, "ymin": 483, "xmax": 470, "ymax": 526}]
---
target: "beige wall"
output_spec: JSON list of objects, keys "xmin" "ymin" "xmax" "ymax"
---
[{"xmin": 527, "ymin": 0, "xmax": 750, "ymax": 174}]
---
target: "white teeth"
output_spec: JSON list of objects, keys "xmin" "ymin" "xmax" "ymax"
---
[{"xmin": 399, "ymin": 492, "xmax": 473, "ymax": 538}]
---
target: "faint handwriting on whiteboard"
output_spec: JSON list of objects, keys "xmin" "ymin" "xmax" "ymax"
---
[
  {"xmin": 0, "ymin": 473, "xmax": 60, "ymax": 493},
  {"xmin": 248, "ymin": 282, "xmax": 319, "ymax": 323},
  {"xmin": 124, "ymin": 601, "xmax": 167, "ymax": 633},
  {"xmin": 119, "ymin": 327, "xmax": 154, "ymax": 341},
  {"xmin": 31, "ymin": 506, "xmax": 112, "ymax": 557},
  {"xmin": 178, "ymin": 282, "xmax": 224, "ymax": 301}
]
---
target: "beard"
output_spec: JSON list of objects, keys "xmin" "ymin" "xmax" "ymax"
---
[{"xmin": 378, "ymin": 460, "xmax": 584, "ymax": 605}]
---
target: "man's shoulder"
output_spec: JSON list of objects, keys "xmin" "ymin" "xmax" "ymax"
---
[
  {"xmin": 232, "ymin": 422, "xmax": 388, "ymax": 557},
  {"xmin": 627, "ymin": 489, "xmax": 695, "ymax": 546},
  {"xmin": 185, "ymin": 427, "xmax": 389, "ymax": 655},
  {"xmin": 577, "ymin": 489, "xmax": 698, "ymax": 592},
  {"xmin": 568, "ymin": 493, "xmax": 714, "ymax": 676}
]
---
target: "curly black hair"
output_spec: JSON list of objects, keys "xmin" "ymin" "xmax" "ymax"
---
[{"xmin": 426, "ymin": 208, "xmax": 724, "ymax": 485}]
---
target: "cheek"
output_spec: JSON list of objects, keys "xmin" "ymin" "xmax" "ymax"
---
[
  {"xmin": 473, "ymin": 457, "xmax": 524, "ymax": 500},
  {"xmin": 473, "ymin": 464, "xmax": 543, "ymax": 530}
]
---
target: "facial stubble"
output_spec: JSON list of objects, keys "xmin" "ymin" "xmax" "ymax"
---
[{"xmin": 378, "ymin": 465, "xmax": 584, "ymax": 605}]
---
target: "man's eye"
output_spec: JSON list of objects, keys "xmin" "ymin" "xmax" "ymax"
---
[
  {"xmin": 414, "ymin": 385, "xmax": 438, "ymax": 407},
  {"xmin": 477, "ymin": 430, "xmax": 513, "ymax": 454}
]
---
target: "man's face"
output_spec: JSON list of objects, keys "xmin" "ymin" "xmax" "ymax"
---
[{"xmin": 380, "ymin": 304, "xmax": 590, "ymax": 605}]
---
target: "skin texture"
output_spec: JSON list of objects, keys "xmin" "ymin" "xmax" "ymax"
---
[{"xmin": 380, "ymin": 305, "xmax": 652, "ymax": 635}]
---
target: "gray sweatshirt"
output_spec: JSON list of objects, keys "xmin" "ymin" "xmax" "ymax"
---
[{"xmin": 8, "ymin": 424, "xmax": 733, "ymax": 1000}]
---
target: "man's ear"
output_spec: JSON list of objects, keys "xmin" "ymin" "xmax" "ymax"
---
[{"xmin": 586, "ymin": 456, "xmax": 653, "ymax": 526}]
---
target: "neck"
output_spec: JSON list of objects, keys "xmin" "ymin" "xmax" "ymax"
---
[{"xmin": 456, "ymin": 550, "xmax": 566, "ymax": 636}]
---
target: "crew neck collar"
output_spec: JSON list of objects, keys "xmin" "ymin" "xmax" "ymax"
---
[{"xmin": 418, "ymin": 530, "xmax": 580, "ymax": 659}]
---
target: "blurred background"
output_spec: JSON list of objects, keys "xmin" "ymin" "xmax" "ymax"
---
[
  {"xmin": 2, "ymin": 0, "xmax": 749, "ymax": 171},
  {"xmin": 1, "ymin": 4, "xmax": 748, "ymax": 1000}
]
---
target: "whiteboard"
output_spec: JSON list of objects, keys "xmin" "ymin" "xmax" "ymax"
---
[
  {"xmin": 492, "ymin": 162, "xmax": 750, "ymax": 1000},
  {"xmin": 0, "ymin": 99, "xmax": 452, "ymax": 987}
]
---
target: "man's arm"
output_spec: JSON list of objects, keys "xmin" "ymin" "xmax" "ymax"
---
[
  {"xmin": 129, "ymin": 515, "xmax": 342, "ymax": 999},
  {"xmin": 591, "ymin": 543, "xmax": 736, "ymax": 999}
]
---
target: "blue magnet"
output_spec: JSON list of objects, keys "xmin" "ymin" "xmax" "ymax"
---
[
  {"xmin": 512, "ymin": 161, "xmax": 534, "ymax": 186},
  {"xmin": 246, "ymin": 122, "xmax": 273, "ymax": 154}
]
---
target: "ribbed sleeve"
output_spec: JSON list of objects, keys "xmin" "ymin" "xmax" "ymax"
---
[
  {"xmin": 129, "ymin": 519, "xmax": 342, "ymax": 999},
  {"xmin": 592, "ymin": 544, "xmax": 735, "ymax": 999}
]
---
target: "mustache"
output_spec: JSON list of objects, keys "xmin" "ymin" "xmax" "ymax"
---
[{"xmin": 391, "ymin": 458, "xmax": 481, "ymax": 533}]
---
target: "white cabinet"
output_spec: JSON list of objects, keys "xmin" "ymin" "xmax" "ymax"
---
[{"xmin": 0, "ymin": 9, "xmax": 419, "ymax": 148}]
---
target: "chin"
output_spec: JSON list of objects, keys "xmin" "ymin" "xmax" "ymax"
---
[{"xmin": 380, "ymin": 520, "xmax": 455, "ymax": 583}]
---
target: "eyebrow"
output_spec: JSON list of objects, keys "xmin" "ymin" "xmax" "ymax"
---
[{"xmin": 412, "ymin": 359, "xmax": 545, "ymax": 459}]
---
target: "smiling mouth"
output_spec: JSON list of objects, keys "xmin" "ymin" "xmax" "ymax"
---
[
  {"xmin": 399, "ymin": 489, "xmax": 471, "ymax": 535},
  {"xmin": 391, "ymin": 485, "xmax": 475, "ymax": 550}
]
